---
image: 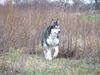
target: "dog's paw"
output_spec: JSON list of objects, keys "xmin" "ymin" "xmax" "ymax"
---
[
  {"xmin": 53, "ymin": 54, "xmax": 58, "ymax": 58},
  {"xmin": 46, "ymin": 55, "xmax": 52, "ymax": 60}
]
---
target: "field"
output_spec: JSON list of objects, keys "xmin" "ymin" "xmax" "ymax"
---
[
  {"xmin": 0, "ymin": 48, "xmax": 99, "ymax": 75},
  {"xmin": 0, "ymin": 4, "xmax": 100, "ymax": 75}
]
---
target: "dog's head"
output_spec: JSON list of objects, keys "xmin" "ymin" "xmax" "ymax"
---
[{"xmin": 50, "ymin": 19, "xmax": 61, "ymax": 36}]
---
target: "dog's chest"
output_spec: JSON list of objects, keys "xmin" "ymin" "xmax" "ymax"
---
[{"xmin": 46, "ymin": 36, "xmax": 59, "ymax": 46}]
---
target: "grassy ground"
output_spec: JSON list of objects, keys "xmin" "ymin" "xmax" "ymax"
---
[
  {"xmin": 80, "ymin": 15, "xmax": 100, "ymax": 22},
  {"xmin": 0, "ymin": 49, "xmax": 99, "ymax": 75}
]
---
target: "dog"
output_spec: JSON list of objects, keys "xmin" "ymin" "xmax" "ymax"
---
[{"xmin": 40, "ymin": 19, "xmax": 61, "ymax": 60}]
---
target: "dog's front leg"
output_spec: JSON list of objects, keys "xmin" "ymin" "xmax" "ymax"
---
[
  {"xmin": 53, "ymin": 46, "xmax": 59, "ymax": 58},
  {"xmin": 46, "ymin": 48, "xmax": 52, "ymax": 60}
]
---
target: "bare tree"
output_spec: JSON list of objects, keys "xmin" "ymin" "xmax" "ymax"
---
[
  {"xmin": 95, "ymin": 0, "xmax": 97, "ymax": 3},
  {"xmin": 13, "ymin": 0, "xmax": 21, "ymax": 4},
  {"xmin": 95, "ymin": 0, "xmax": 100, "ymax": 10},
  {"xmin": 72, "ymin": 0, "xmax": 81, "ymax": 11}
]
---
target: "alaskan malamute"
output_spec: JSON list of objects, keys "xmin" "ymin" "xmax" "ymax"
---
[{"xmin": 40, "ymin": 19, "xmax": 61, "ymax": 60}]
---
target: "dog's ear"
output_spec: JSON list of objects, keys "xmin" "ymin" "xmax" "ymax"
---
[
  {"xmin": 50, "ymin": 19, "xmax": 54, "ymax": 26},
  {"xmin": 55, "ymin": 18, "xmax": 59, "ymax": 25}
]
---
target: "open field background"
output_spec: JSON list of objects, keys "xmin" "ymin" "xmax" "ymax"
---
[{"xmin": 0, "ymin": 3, "xmax": 100, "ymax": 75}]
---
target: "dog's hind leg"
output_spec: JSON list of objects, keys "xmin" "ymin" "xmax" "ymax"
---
[
  {"xmin": 53, "ymin": 46, "xmax": 59, "ymax": 58},
  {"xmin": 43, "ymin": 49, "xmax": 47, "ymax": 59}
]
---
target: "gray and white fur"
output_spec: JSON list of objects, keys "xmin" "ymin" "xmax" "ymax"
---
[{"xmin": 40, "ymin": 19, "xmax": 61, "ymax": 60}]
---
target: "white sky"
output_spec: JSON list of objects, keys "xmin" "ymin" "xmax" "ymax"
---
[
  {"xmin": 83, "ymin": 0, "xmax": 95, "ymax": 4},
  {"xmin": 0, "ymin": 0, "xmax": 6, "ymax": 5}
]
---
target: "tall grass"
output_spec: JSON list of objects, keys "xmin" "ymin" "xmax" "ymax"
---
[{"xmin": 0, "ymin": 4, "xmax": 100, "ymax": 63}]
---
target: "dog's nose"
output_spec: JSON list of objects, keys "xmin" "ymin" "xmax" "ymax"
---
[{"xmin": 58, "ymin": 31, "xmax": 60, "ymax": 33}]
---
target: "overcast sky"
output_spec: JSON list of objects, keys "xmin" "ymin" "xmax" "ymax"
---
[{"xmin": 0, "ymin": 0, "xmax": 6, "ymax": 5}]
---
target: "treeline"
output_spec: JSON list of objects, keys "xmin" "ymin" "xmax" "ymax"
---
[{"xmin": 1, "ymin": 0, "xmax": 100, "ymax": 11}]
